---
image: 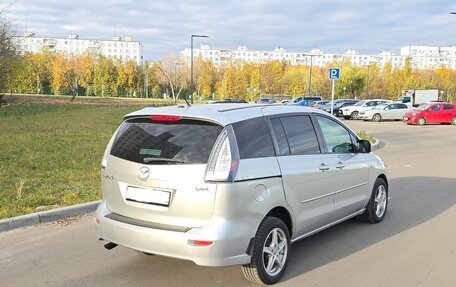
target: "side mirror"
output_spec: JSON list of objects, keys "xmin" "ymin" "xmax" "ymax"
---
[{"xmin": 358, "ymin": 139, "xmax": 371, "ymax": 153}]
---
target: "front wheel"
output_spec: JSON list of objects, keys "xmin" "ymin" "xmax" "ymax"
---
[
  {"xmin": 242, "ymin": 217, "xmax": 290, "ymax": 285},
  {"xmin": 350, "ymin": 111, "xmax": 359, "ymax": 120},
  {"xmin": 417, "ymin": 117, "xmax": 426, "ymax": 126},
  {"xmin": 451, "ymin": 117, "xmax": 456, "ymax": 125},
  {"xmin": 358, "ymin": 178, "xmax": 388, "ymax": 223},
  {"xmin": 372, "ymin": 113, "xmax": 382, "ymax": 122}
]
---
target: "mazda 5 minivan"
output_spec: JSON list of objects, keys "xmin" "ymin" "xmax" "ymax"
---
[{"xmin": 95, "ymin": 104, "xmax": 389, "ymax": 285}]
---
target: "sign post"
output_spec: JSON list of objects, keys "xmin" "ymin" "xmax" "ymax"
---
[{"xmin": 329, "ymin": 68, "xmax": 340, "ymax": 115}]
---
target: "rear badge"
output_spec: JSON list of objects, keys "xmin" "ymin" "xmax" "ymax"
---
[
  {"xmin": 138, "ymin": 166, "xmax": 151, "ymax": 181},
  {"xmin": 102, "ymin": 173, "xmax": 114, "ymax": 180}
]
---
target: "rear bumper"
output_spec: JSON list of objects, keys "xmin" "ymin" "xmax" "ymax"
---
[{"xmin": 94, "ymin": 200, "xmax": 252, "ymax": 267}]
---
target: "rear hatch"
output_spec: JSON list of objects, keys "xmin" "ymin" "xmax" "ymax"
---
[{"xmin": 102, "ymin": 116, "xmax": 224, "ymax": 229}]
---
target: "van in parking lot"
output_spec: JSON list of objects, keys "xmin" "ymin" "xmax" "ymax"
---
[{"xmin": 95, "ymin": 104, "xmax": 389, "ymax": 285}]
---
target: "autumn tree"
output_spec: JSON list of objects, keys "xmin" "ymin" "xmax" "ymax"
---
[
  {"xmin": 93, "ymin": 56, "xmax": 117, "ymax": 97},
  {"xmin": 0, "ymin": 7, "xmax": 17, "ymax": 94},
  {"xmin": 75, "ymin": 54, "xmax": 94, "ymax": 96},
  {"xmin": 155, "ymin": 54, "xmax": 190, "ymax": 102},
  {"xmin": 195, "ymin": 58, "xmax": 217, "ymax": 99},
  {"xmin": 261, "ymin": 61, "xmax": 286, "ymax": 94}
]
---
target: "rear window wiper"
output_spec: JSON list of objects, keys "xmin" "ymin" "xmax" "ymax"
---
[{"xmin": 143, "ymin": 157, "xmax": 185, "ymax": 164}]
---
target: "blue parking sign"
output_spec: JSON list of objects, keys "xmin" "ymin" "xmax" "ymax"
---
[{"xmin": 329, "ymin": 68, "xmax": 340, "ymax": 80}]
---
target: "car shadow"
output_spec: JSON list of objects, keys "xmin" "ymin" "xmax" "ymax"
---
[
  {"xmin": 82, "ymin": 176, "xmax": 456, "ymax": 287},
  {"xmin": 281, "ymin": 176, "xmax": 456, "ymax": 282}
]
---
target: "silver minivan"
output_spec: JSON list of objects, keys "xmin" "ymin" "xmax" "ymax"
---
[{"xmin": 94, "ymin": 104, "xmax": 389, "ymax": 285}]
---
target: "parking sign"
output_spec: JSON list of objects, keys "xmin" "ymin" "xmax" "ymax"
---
[{"xmin": 329, "ymin": 68, "xmax": 340, "ymax": 80}]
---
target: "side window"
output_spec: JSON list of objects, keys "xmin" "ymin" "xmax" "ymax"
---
[
  {"xmin": 367, "ymin": 101, "xmax": 376, "ymax": 106},
  {"xmin": 280, "ymin": 116, "xmax": 320, "ymax": 155},
  {"xmin": 398, "ymin": 104, "xmax": 407, "ymax": 109},
  {"xmin": 444, "ymin": 104, "xmax": 454, "ymax": 110},
  {"xmin": 430, "ymin": 105, "xmax": 440, "ymax": 111},
  {"xmin": 316, "ymin": 116, "xmax": 356, "ymax": 153},
  {"xmin": 270, "ymin": 118, "xmax": 290, "ymax": 156},
  {"xmin": 232, "ymin": 117, "xmax": 275, "ymax": 159}
]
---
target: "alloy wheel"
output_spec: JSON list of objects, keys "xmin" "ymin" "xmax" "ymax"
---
[
  {"xmin": 374, "ymin": 185, "xmax": 387, "ymax": 218},
  {"xmin": 262, "ymin": 228, "xmax": 288, "ymax": 277}
]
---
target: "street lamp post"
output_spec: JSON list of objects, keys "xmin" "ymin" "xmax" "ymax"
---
[
  {"xmin": 307, "ymin": 54, "xmax": 316, "ymax": 95},
  {"xmin": 350, "ymin": 80, "xmax": 354, "ymax": 99},
  {"xmin": 190, "ymin": 34, "xmax": 209, "ymax": 104},
  {"xmin": 174, "ymin": 62, "xmax": 183, "ymax": 99},
  {"xmin": 367, "ymin": 64, "xmax": 370, "ymax": 98},
  {"xmin": 343, "ymin": 86, "xmax": 346, "ymax": 98},
  {"xmin": 257, "ymin": 65, "xmax": 262, "ymax": 99}
]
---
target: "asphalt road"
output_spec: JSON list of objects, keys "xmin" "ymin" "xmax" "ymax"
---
[{"xmin": 1, "ymin": 120, "xmax": 456, "ymax": 287}]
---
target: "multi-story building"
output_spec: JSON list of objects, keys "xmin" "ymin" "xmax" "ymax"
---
[
  {"xmin": 13, "ymin": 32, "xmax": 143, "ymax": 64},
  {"xmin": 181, "ymin": 45, "xmax": 456, "ymax": 70},
  {"xmin": 401, "ymin": 45, "xmax": 456, "ymax": 69}
]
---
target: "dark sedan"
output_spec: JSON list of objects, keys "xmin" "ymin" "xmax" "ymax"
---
[{"xmin": 323, "ymin": 99, "xmax": 359, "ymax": 116}]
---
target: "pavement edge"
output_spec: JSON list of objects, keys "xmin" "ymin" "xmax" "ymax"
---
[{"xmin": 0, "ymin": 200, "xmax": 100, "ymax": 233}]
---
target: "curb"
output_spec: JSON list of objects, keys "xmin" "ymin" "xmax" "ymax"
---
[
  {"xmin": 371, "ymin": 137, "xmax": 381, "ymax": 150},
  {"xmin": 0, "ymin": 200, "xmax": 100, "ymax": 233}
]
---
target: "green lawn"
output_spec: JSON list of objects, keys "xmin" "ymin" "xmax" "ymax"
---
[{"xmin": 0, "ymin": 103, "xmax": 140, "ymax": 219}]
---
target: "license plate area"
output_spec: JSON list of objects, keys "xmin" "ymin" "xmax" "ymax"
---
[
  {"xmin": 126, "ymin": 186, "xmax": 171, "ymax": 207},
  {"xmin": 403, "ymin": 117, "xmax": 409, "ymax": 120}
]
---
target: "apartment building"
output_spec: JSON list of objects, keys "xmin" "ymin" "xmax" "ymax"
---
[
  {"xmin": 401, "ymin": 45, "xmax": 456, "ymax": 69},
  {"xmin": 13, "ymin": 32, "xmax": 143, "ymax": 64},
  {"xmin": 181, "ymin": 45, "xmax": 456, "ymax": 70}
]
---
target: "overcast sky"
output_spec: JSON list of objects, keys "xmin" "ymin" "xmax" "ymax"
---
[{"xmin": 4, "ymin": 0, "xmax": 456, "ymax": 60}]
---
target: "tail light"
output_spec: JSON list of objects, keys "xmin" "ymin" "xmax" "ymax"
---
[
  {"xmin": 150, "ymin": 115, "xmax": 182, "ymax": 122},
  {"xmin": 205, "ymin": 127, "xmax": 239, "ymax": 182}
]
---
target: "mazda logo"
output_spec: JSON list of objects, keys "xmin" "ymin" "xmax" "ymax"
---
[{"xmin": 138, "ymin": 166, "xmax": 150, "ymax": 181}]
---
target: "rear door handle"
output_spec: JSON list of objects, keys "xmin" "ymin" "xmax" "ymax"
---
[
  {"xmin": 319, "ymin": 163, "xmax": 330, "ymax": 172},
  {"xmin": 336, "ymin": 161, "xmax": 345, "ymax": 170}
]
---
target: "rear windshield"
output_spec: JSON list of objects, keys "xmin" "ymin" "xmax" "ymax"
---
[{"xmin": 110, "ymin": 118, "xmax": 223, "ymax": 164}]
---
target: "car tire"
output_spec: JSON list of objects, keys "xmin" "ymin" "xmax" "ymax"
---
[
  {"xmin": 372, "ymin": 113, "xmax": 382, "ymax": 122},
  {"xmin": 343, "ymin": 116, "xmax": 350, "ymax": 120},
  {"xmin": 242, "ymin": 217, "xmax": 290, "ymax": 285},
  {"xmin": 451, "ymin": 117, "xmax": 456, "ymax": 125},
  {"xmin": 358, "ymin": 178, "xmax": 388, "ymax": 223},
  {"xmin": 417, "ymin": 118, "xmax": 426, "ymax": 126},
  {"xmin": 350, "ymin": 111, "xmax": 359, "ymax": 120}
]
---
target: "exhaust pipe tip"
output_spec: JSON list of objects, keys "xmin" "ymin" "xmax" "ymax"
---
[{"xmin": 104, "ymin": 242, "xmax": 118, "ymax": 250}]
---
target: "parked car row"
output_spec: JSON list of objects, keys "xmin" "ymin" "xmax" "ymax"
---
[
  {"xmin": 208, "ymin": 97, "xmax": 456, "ymax": 126},
  {"xmin": 340, "ymin": 99, "xmax": 393, "ymax": 120}
]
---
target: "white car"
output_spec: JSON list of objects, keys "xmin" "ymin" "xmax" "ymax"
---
[
  {"xmin": 360, "ymin": 103, "xmax": 410, "ymax": 122},
  {"xmin": 341, "ymin": 99, "xmax": 392, "ymax": 120}
]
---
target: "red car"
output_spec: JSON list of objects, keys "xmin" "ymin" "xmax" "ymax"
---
[{"xmin": 403, "ymin": 102, "xmax": 456, "ymax": 125}]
